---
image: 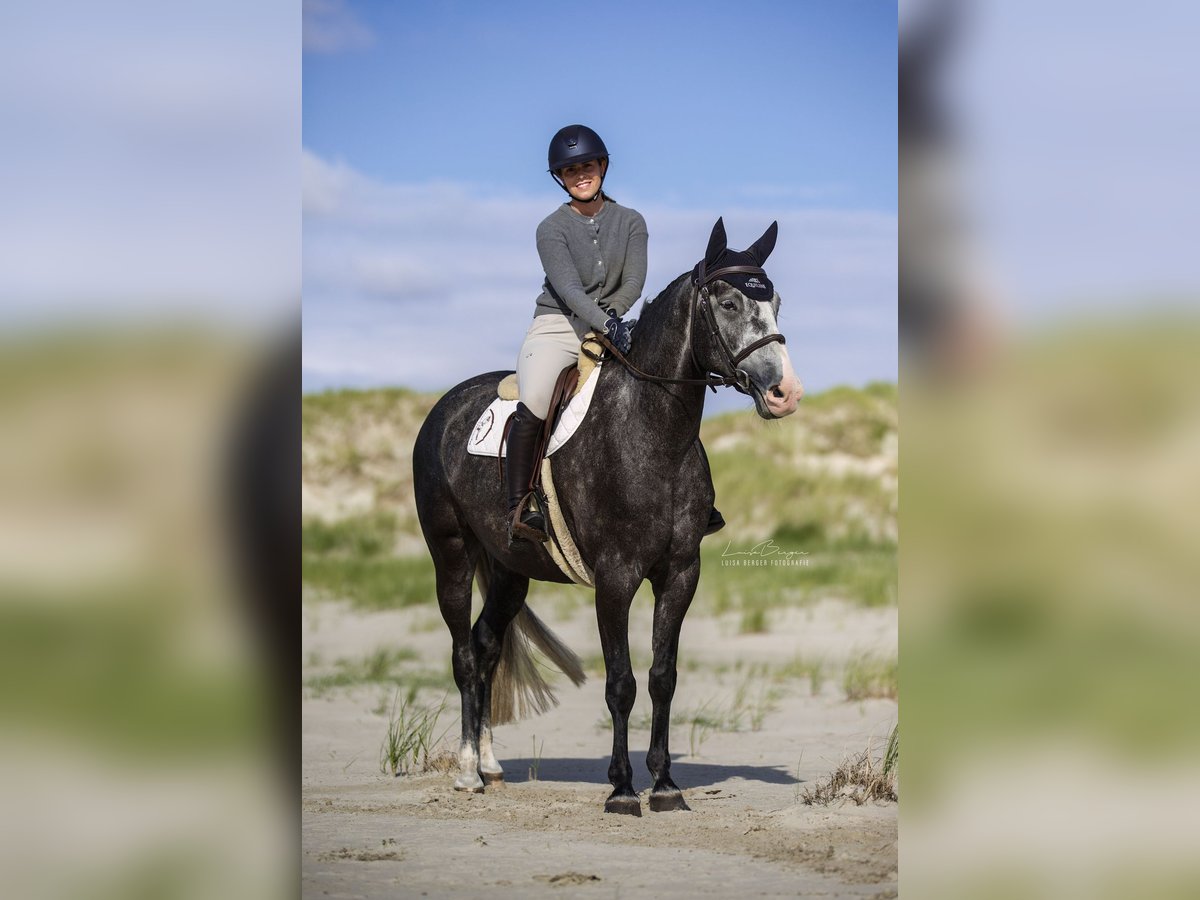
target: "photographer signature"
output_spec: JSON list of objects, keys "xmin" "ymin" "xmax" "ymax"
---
[{"xmin": 720, "ymin": 540, "xmax": 809, "ymax": 560}]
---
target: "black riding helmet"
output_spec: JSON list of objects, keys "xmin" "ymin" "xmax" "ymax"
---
[{"xmin": 547, "ymin": 124, "xmax": 609, "ymax": 199}]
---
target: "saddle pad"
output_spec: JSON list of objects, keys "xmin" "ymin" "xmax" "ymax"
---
[{"xmin": 467, "ymin": 363, "xmax": 601, "ymax": 458}]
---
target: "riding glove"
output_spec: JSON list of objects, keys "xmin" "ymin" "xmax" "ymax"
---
[{"xmin": 605, "ymin": 313, "xmax": 633, "ymax": 355}]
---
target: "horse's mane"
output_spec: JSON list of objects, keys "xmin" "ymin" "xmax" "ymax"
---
[{"xmin": 629, "ymin": 271, "xmax": 692, "ymax": 363}]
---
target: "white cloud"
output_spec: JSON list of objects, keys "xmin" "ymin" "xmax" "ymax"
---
[
  {"xmin": 302, "ymin": 151, "xmax": 896, "ymax": 393},
  {"xmin": 303, "ymin": 0, "xmax": 373, "ymax": 55}
]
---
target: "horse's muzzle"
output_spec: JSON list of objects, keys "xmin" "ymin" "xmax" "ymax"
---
[{"xmin": 763, "ymin": 349, "xmax": 802, "ymax": 417}]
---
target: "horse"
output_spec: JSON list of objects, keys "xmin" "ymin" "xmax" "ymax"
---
[{"xmin": 412, "ymin": 218, "xmax": 802, "ymax": 815}]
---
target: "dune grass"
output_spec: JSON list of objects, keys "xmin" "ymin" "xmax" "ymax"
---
[
  {"xmin": 0, "ymin": 593, "xmax": 263, "ymax": 761},
  {"xmin": 302, "ymin": 383, "xmax": 897, "ymax": 620},
  {"xmin": 774, "ymin": 655, "xmax": 828, "ymax": 696},
  {"xmin": 802, "ymin": 724, "xmax": 899, "ymax": 805},
  {"xmin": 305, "ymin": 647, "xmax": 453, "ymax": 698},
  {"xmin": 303, "ymin": 513, "xmax": 437, "ymax": 610},
  {"xmin": 378, "ymin": 686, "xmax": 453, "ymax": 777},
  {"xmin": 843, "ymin": 653, "xmax": 899, "ymax": 701}
]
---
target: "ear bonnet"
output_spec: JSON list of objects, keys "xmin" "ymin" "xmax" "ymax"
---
[{"xmin": 693, "ymin": 218, "xmax": 778, "ymax": 301}]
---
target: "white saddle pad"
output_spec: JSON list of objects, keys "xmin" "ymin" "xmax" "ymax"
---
[{"xmin": 467, "ymin": 364, "xmax": 601, "ymax": 458}]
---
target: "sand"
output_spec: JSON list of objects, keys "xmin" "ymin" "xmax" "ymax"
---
[{"xmin": 302, "ymin": 597, "xmax": 897, "ymax": 898}]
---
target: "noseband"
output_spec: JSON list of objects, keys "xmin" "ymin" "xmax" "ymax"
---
[
  {"xmin": 586, "ymin": 261, "xmax": 786, "ymax": 395},
  {"xmin": 691, "ymin": 261, "xmax": 787, "ymax": 394}
]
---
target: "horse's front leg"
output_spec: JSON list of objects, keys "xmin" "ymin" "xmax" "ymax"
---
[
  {"xmin": 596, "ymin": 571, "xmax": 641, "ymax": 816},
  {"xmin": 645, "ymin": 556, "xmax": 700, "ymax": 811}
]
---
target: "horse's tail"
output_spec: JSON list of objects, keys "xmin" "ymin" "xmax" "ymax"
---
[{"xmin": 474, "ymin": 557, "xmax": 586, "ymax": 726}]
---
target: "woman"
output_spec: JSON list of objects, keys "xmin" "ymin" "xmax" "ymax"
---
[{"xmin": 507, "ymin": 124, "xmax": 723, "ymax": 544}]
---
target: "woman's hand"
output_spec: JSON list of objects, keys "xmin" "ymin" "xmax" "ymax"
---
[{"xmin": 605, "ymin": 313, "xmax": 633, "ymax": 355}]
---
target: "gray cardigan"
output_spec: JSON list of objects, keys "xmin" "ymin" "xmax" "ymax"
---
[{"xmin": 533, "ymin": 201, "xmax": 648, "ymax": 333}]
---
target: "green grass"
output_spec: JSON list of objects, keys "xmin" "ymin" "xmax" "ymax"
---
[
  {"xmin": 699, "ymin": 383, "xmax": 897, "ymax": 616},
  {"xmin": 303, "ymin": 513, "xmax": 439, "ymax": 610},
  {"xmin": 0, "ymin": 594, "xmax": 263, "ymax": 761},
  {"xmin": 305, "ymin": 647, "xmax": 452, "ymax": 698},
  {"xmin": 302, "ymin": 385, "xmax": 431, "ymax": 430},
  {"xmin": 739, "ymin": 602, "xmax": 770, "ymax": 634},
  {"xmin": 733, "ymin": 674, "xmax": 782, "ymax": 731},
  {"xmin": 843, "ymin": 653, "xmax": 898, "ymax": 701},
  {"xmin": 528, "ymin": 735, "xmax": 545, "ymax": 781},
  {"xmin": 301, "ymin": 382, "xmax": 898, "ymax": 621},
  {"xmin": 378, "ymin": 686, "xmax": 451, "ymax": 777},
  {"xmin": 701, "ymin": 536, "xmax": 896, "ymax": 619},
  {"xmin": 684, "ymin": 698, "xmax": 727, "ymax": 756},
  {"xmin": 303, "ymin": 553, "xmax": 437, "ymax": 610},
  {"xmin": 594, "ymin": 675, "xmax": 781, "ymax": 753},
  {"xmin": 303, "ymin": 511, "xmax": 398, "ymax": 556},
  {"xmin": 774, "ymin": 655, "xmax": 828, "ymax": 695}
]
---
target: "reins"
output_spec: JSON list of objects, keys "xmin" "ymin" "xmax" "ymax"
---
[{"xmin": 582, "ymin": 262, "xmax": 786, "ymax": 395}]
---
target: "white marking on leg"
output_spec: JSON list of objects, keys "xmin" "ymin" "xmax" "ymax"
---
[
  {"xmin": 479, "ymin": 727, "xmax": 503, "ymax": 777},
  {"xmin": 453, "ymin": 741, "xmax": 484, "ymax": 792}
]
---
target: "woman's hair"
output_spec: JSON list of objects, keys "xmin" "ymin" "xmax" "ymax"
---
[{"xmin": 598, "ymin": 157, "xmax": 613, "ymax": 202}]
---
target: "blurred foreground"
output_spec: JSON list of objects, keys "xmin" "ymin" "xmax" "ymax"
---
[
  {"xmin": 1, "ymin": 2, "xmax": 298, "ymax": 896},
  {"xmin": 0, "ymin": 328, "xmax": 296, "ymax": 899},
  {"xmin": 900, "ymin": 1, "xmax": 1200, "ymax": 896},
  {"xmin": 902, "ymin": 320, "xmax": 1200, "ymax": 898}
]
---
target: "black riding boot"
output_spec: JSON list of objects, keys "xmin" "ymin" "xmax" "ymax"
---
[{"xmin": 505, "ymin": 402, "xmax": 548, "ymax": 544}]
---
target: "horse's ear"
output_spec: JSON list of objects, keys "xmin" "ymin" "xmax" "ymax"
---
[
  {"xmin": 746, "ymin": 221, "xmax": 778, "ymax": 266},
  {"xmin": 704, "ymin": 218, "xmax": 727, "ymax": 265}
]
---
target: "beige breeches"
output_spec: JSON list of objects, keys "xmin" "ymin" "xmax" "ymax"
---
[{"xmin": 516, "ymin": 313, "xmax": 590, "ymax": 419}]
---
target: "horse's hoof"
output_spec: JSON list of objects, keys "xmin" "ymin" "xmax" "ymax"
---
[
  {"xmin": 604, "ymin": 794, "xmax": 642, "ymax": 817},
  {"xmin": 453, "ymin": 775, "xmax": 485, "ymax": 793},
  {"xmin": 649, "ymin": 790, "xmax": 690, "ymax": 812},
  {"xmin": 482, "ymin": 771, "xmax": 505, "ymax": 786}
]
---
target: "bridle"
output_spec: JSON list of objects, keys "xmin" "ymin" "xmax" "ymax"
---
[
  {"xmin": 690, "ymin": 261, "xmax": 787, "ymax": 393},
  {"xmin": 585, "ymin": 261, "xmax": 786, "ymax": 396}
]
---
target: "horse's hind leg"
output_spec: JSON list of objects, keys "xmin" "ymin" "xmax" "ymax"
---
[
  {"xmin": 645, "ymin": 557, "xmax": 700, "ymax": 812},
  {"xmin": 471, "ymin": 556, "xmax": 530, "ymax": 785},
  {"xmin": 431, "ymin": 533, "xmax": 487, "ymax": 793}
]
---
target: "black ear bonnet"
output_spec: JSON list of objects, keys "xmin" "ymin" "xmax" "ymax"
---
[{"xmin": 693, "ymin": 218, "xmax": 778, "ymax": 301}]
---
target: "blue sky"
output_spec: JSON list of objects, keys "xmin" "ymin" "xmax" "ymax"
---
[{"xmin": 304, "ymin": 0, "xmax": 898, "ymax": 407}]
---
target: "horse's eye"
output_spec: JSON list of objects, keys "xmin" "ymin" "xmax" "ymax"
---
[{"xmin": 719, "ymin": 299, "xmax": 737, "ymax": 311}]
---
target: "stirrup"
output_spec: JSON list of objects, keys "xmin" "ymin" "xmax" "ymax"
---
[{"xmin": 509, "ymin": 494, "xmax": 548, "ymax": 544}]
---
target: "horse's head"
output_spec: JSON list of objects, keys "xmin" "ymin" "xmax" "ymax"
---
[{"xmin": 692, "ymin": 218, "xmax": 803, "ymax": 419}]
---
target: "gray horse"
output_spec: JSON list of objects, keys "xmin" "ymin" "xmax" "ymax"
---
[{"xmin": 413, "ymin": 218, "xmax": 801, "ymax": 815}]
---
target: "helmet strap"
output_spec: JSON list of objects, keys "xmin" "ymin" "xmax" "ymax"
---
[{"xmin": 550, "ymin": 171, "xmax": 572, "ymax": 196}]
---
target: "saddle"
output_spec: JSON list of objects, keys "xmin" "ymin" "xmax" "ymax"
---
[{"xmin": 495, "ymin": 331, "xmax": 602, "ymax": 402}]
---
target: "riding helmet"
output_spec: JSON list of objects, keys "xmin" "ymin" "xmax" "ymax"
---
[{"xmin": 547, "ymin": 124, "xmax": 609, "ymax": 172}]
